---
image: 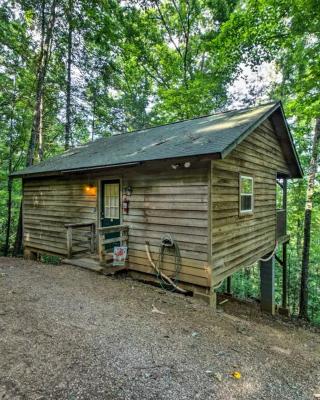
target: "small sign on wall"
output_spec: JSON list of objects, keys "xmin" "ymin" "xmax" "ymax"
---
[{"xmin": 113, "ymin": 246, "xmax": 127, "ymax": 266}]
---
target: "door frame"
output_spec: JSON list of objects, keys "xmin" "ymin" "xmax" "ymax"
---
[{"xmin": 97, "ymin": 176, "xmax": 123, "ymax": 229}]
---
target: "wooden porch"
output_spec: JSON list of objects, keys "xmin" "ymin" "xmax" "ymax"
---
[
  {"xmin": 62, "ymin": 210, "xmax": 288, "ymax": 277},
  {"xmin": 62, "ymin": 223, "xmax": 129, "ymax": 275}
]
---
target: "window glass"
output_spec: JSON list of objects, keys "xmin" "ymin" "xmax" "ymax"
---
[
  {"xmin": 240, "ymin": 176, "xmax": 253, "ymax": 194},
  {"xmin": 240, "ymin": 176, "xmax": 253, "ymax": 213},
  {"xmin": 104, "ymin": 183, "xmax": 119, "ymax": 219},
  {"xmin": 276, "ymin": 179, "xmax": 284, "ymax": 209}
]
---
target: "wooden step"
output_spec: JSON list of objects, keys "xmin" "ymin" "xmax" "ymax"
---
[
  {"xmin": 62, "ymin": 257, "xmax": 103, "ymax": 273},
  {"xmin": 62, "ymin": 257, "xmax": 128, "ymax": 276}
]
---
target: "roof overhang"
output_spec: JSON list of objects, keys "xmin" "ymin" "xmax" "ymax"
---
[
  {"xmin": 11, "ymin": 161, "xmax": 143, "ymax": 179},
  {"xmin": 269, "ymin": 103, "xmax": 303, "ymax": 178},
  {"xmin": 13, "ymin": 153, "xmax": 223, "ymax": 180}
]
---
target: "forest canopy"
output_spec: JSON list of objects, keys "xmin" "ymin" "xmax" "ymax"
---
[{"xmin": 0, "ymin": 0, "xmax": 319, "ymax": 323}]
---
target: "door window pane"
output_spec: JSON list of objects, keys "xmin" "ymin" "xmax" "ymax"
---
[{"xmin": 104, "ymin": 183, "xmax": 120, "ymax": 219}]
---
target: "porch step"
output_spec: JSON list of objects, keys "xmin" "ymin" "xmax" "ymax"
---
[
  {"xmin": 62, "ymin": 257, "xmax": 103, "ymax": 273},
  {"xmin": 62, "ymin": 257, "xmax": 128, "ymax": 276}
]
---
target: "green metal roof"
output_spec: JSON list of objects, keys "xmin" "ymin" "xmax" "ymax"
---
[{"xmin": 12, "ymin": 101, "xmax": 303, "ymax": 178}]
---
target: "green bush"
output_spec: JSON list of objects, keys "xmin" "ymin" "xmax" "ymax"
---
[{"xmin": 41, "ymin": 254, "xmax": 61, "ymax": 265}]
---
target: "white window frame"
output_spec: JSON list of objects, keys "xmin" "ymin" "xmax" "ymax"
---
[{"xmin": 239, "ymin": 175, "xmax": 254, "ymax": 215}]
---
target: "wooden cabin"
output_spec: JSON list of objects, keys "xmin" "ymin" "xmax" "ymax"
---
[{"xmin": 12, "ymin": 102, "xmax": 303, "ymax": 310}]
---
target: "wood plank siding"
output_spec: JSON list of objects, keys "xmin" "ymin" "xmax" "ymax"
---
[
  {"xmin": 23, "ymin": 159, "xmax": 211, "ymax": 288},
  {"xmin": 23, "ymin": 177, "xmax": 98, "ymax": 256},
  {"xmin": 121, "ymin": 160, "xmax": 211, "ymax": 288},
  {"xmin": 210, "ymin": 119, "xmax": 290, "ymax": 285}
]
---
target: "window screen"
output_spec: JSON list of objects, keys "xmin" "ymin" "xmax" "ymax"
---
[
  {"xmin": 240, "ymin": 175, "xmax": 253, "ymax": 213},
  {"xmin": 104, "ymin": 183, "xmax": 120, "ymax": 219}
]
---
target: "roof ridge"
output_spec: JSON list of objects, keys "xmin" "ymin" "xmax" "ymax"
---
[
  {"xmin": 112, "ymin": 100, "xmax": 279, "ymax": 138},
  {"xmin": 60, "ymin": 101, "xmax": 280, "ymax": 152}
]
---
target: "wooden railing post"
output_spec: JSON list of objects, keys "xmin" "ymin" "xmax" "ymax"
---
[
  {"xmin": 98, "ymin": 231, "xmax": 104, "ymax": 263},
  {"xmin": 64, "ymin": 222, "xmax": 96, "ymax": 258},
  {"xmin": 97, "ymin": 224, "xmax": 129, "ymax": 265},
  {"xmin": 66, "ymin": 226, "xmax": 72, "ymax": 259},
  {"xmin": 123, "ymin": 226, "xmax": 128, "ymax": 247},
  {"xmin": 90, "ymin": 223, "xmax": 96, "ymax": 254}
]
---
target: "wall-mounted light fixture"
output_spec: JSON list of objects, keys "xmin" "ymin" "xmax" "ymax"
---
[
  {"xmin": 85, "ymin": 184, "xmax": 97, "ymax": 196},
  {"xmin": 171, "ymin": 161, "xmax": 191, "ymax": 170},
  {"xmin": 124, "ymin": 185, "xmax": 133, "ymax": 196}
]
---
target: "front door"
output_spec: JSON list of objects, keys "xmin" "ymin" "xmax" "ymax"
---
[{"xmin": 101, "ymin": 180, "xmax": 121, "ymax": 252}]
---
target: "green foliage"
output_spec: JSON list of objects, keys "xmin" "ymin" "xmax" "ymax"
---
[{"xmin": 41, "ymin": 254, "xmax": 61, "ymax": 265}]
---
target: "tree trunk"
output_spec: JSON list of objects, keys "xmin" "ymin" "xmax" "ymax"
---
[
  {"xmin": 299, "ymin": 117, "xmax": 320, "ymax": 320},
  {"xmin": 13, "ymin": 202, "xmax": 23, "ymax": 257},
  {"xmin": 14, "ymin": 0, "xmax": 57, "ymax": 256},
  {"xmin": 38, "ymin": 94, "xmax": 44, "ymax": 161},
  {"xmin": 91, "ymin": 94, "xmax": 95, "ymax": 141},
  {"xmin": 26, "ymin": 0, "xmax": 57, "ymax": 166},
  {"xmin": 65, "ymin": 0, "xmax": 73, "ymax": 150},
  {"xmin": 4, "ymin": 77, "xmax": 16, "ymax": 256},
  {"xmin": 4, "ymin": 177, "xmax": 13, "ymax": 256}
]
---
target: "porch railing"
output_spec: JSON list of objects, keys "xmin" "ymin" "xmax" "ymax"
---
[
  {"xmin": 65, "ymin": 222, "xmax": 96, "ymax": 259},
  {"xmin": 276, "ymin": 209, "xmax": 286, "ymax": 239},
  {"xmin": 97, "ymin": 224, "xmax": 129, "ymax": 264}
]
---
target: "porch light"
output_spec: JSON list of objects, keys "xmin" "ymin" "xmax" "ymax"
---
[
  {"xmin": 124, "ymin": 185, "xmax": 133, "ymax": 196},
  {"xmin": 85, "ymin": 184, "xmax": 96, "ymax": 196}
]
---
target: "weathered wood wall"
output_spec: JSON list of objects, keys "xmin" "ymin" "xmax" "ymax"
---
[
  {"xmin": 210, "ymin": 119, "xmax": 290, "ymax": 284},
  {"xmin": 23, "ymin": 177, "xmax": 97, "ymax": 256},
  {"xmin": 122, "ymin": 160, "xmax": 211, "ymax": 288},
  {"xmin": 23, "ymin": 159, "xmax": 211, "ymax": 288}
]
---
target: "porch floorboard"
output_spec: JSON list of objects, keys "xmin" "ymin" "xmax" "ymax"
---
[
  {"xmin": 62, "ymin": 257, "xmax": 103, "ymax": 273},
  {"xmin": 62, "ymin": 255, "xmax": 128, "ymax": 276}
]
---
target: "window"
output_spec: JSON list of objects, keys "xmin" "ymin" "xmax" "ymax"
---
[
  {"xmin": 104, "ymin": 183, "xmax": 120, "ymax": 219},
  {"xmin": 240, "ymin": 175, "xmax": 253, "ymax": 214},
  {"xmin": 276, "ymin": 179, "xmax": 284, "ymax": 210}
]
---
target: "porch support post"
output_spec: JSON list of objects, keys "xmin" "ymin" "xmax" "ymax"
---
[
  {"xmin": 98, "ymin": 231, "xmax": 104, "ymax": 263},
  {"xmin": 278, "ymin": 242, "xmax": 290, "ymax": 316},
  {"xmin": 226, "ymin": 276, "xmax": 232, "ymax": 295},
  {"xmin": 66, "ymin": 226, "xmax": 72, "ymax": 259},
  {"xmin": 259, "ymin": 254, "xmax": 275, "ymax": 315},
  {"xmin": 283, "ymin": 178, "xmax": 287, "ymax": 232},
  {"xmin": 90, "ymin": 223, "xmax": 96, "ymax": 254},
  {"xmin": 282, "ymin": 243, "xmax": 288, "ymax": 308}
]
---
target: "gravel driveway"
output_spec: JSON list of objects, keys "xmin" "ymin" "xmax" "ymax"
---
[{"xmin": 0, "ymin": 257, "xmax": 319, "ymax": 400}]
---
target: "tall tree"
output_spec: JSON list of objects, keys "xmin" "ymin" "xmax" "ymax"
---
[
  {"xmin": 118, "ymin": 0, "xmax": 239, "ymax": 123},
  {"xmin": 14, "ymin": 0, "xmax": 58, "ymax": 255},
  {"xmin": 26, "ymin": 0, "xmax": 57, "ymax": 166},
  {"xmin": 300, "ymin": 119, "xmax": 320, "ymax": 319},
  {"xmin": 3, "ymin": 76, "xmax": 16, "ymax": 256},
  {"xmin": 0, "ymin": 2, "xmax": 34, "ymax": 256},
  {"xmin": 65, "ymin": 0, "xmax": 73, "ymax": 149}
]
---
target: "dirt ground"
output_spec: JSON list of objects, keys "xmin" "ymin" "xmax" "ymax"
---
[{"xmin": 0, "ymin": 257, "xmax": 319, "ymax": 400}]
